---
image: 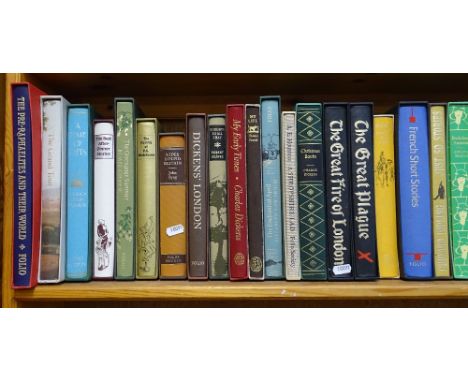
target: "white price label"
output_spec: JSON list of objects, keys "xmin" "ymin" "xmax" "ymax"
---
[
  {"xmin": 333, "ymin": 264, "xmax": 352, "ymax": 276},
  {"xmin": 166, "ymin": 224, "xmax": 184, "ymax": 237}
]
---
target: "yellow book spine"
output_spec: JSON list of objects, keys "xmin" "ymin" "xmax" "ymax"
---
[
  {"xmin": 136, "ymin": 119, "xmax": 159, "ymax": 279},
  {"xmin": 374, "ymin": 115, "xmax": 400, "ymax": 278},
  {"xmin": 430, "ymin": 106, "xmax": 451, "ymax": 278}
]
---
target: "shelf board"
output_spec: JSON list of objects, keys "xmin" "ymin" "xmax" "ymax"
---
[{"xmin": 13, "ymin": 280, "xmax": 468, "ymax": 302}]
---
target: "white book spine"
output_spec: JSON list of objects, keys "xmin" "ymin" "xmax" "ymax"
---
[
  {"xmin": 39, "ymin": 96, "xmax": 68, "ymax": 283},
  {"xmin": 281, "ymin": 112, "xmax": 301, "ymax": 280},
  {"xmin": 93, "ymin": 121, "xmax": 115, "ymax": 279}
]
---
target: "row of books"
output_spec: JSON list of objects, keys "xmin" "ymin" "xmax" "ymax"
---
[{"xmin": 9, "ymin": 82, "xmax": 468, "ymax": 288}]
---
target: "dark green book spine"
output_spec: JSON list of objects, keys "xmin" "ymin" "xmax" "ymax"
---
[{"xmin": 296, "ymin": 103, "xmax": 327, "ymax": 280}]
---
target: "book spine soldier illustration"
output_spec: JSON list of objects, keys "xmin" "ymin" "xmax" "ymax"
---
[
  {"xmin": 296, "ymin": 103, "xmax": 327, "ymax": 280},
  {"xmin": 136, "ymin": 119, "xmax": 159, "ymax": 279},
  {"xmin": 208, "ymin": 114, "xmax": 228, "ymax": 280},
  {"xmin": 324, "ymin": 103, "xmax": 353, "ymax": 280},
  {"xmin": 281, "ymin": 111, "xmax": 301, "ymax": 280},
  {"xmin": 349, "ymin": 103, "xmax": 378, "ymax": 279},
  {"xmin": 93, "ymin": 120, "xmax": 116, "ymax": 279},
  {"xmin": 159, "ymin": 133, "xmax": 187, "ymax": 279},
  {"xmin": 447, "ymin": 102, "xmax": 468, "ymax": 279},
  {"xmin": 246, "ymin": 105, "xmax": 264, "ymax": 280},
  {"xmin": 187, "ymin": 114, "xmax": 209, "ymax": 279}
]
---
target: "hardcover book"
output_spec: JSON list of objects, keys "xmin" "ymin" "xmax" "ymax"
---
[
  {"xmin": 93, "ymin": 120, "xmax": 116, "ymax": 279},
  {"xmin": 447, "ymin": 102, "xmax": 468, "ymax": 279},
  {"xmin": 159, "ymin": 133, "xmax": 187, "ymax": 279},
  {"xmin": 11, "ymin": 82, "xmax": 46, "ymax": 289},
  {"xmin": 397, "ymin": 103, "xmax": 433, "ymax": 279},
  {"xmin": 66, "ymin": 105, "xmax": 93, "ymax": 281},
  {"xmin": 39, "ymin": 96, "xmax": 70, "ymax": 283},
  {"xmin": 296, "ymin": 103, "xmax": 327, "ymax": 280},
  {"xmin": 136, "ymin": 118, "xmax": 159, "ymax": 279},
  {"xmin": 208, "ymin": 114, "xmax": 228, "ymax": 280},
  {"xmin": 429, "ymin": 104, "xmax": 451, "ymax": 278},
  {"xmin": 227, "ymin": 104, "xmax": 249, "ymax": 280},
  {"xmin": 186, "ymin": 114, "xmax": 209, "ymax": 279},
  {"xmin": 373, "ymin": 115, "xmax": 400, "ymax": 278},
  {"xmin": 281, "ymin": 111, "xmax": 301, "ymax": 280},
  {"xmin": 260, "ymin": 96, "xmax": 284, "ymax": 279},
  {"xmin": 349, "ymin": 103, "xmax": 378, "ymax": 279},
  {"xmin": 324, "ymin": 103, "xmax": 353, "ymax": 280},
  {"xmin": 245, "ymin": 104, "xmax": 264, "ymax": 280},
  {"xmin": 115, "ymin": 98, "xmax": 136, "ymax": 279}
]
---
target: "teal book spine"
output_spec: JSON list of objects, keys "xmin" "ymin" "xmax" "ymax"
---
[
  {"xmin": 261, "ymin": 96, "xmax": 284, "ymax": 278},
  {"xmin": 66, "ymin": 105, "xmax": 93, "ymax": 281}
]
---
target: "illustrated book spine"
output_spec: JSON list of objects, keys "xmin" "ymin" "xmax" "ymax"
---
[
  {"xmin": 227, "ymin": 104, "xmax": 249, "ymax": 280},
  {"xmin": 349, "ymin": 103, "xmax": 378, "ymax": 279},
  {"xmin": 281, "ymin": 111, "xmax": 301, "ymax": 280},
  {"xmin": 93, "ymin": 120, "xmax": 115, "ymax": 279},
  {"xmin": 260, "ymin": 96, "xmax": 284, "ymax": 279},
  {"xmin": 115, "ymin": 99, "xmax": 136, "ymax": 279},
  {"xmin": 159, "ymin": 133, "xmax": 187, "ymax": 279},
  {"xmin": 246, "ymin": 104, "xmax": 264, "ymax": 280},
  {"xmin": 296, "ymin": 103, "xmax": 327, "ymax": 280},
  {"xmin": 208, "ymin": 114, "xmax": 228, "ymax": 280},
  {"xmin": 429, "ymin": 104, "xmax": 451, "ymax": 278},
  {"xmin": 186, "ymin": 114, "xmax": 209, "ymax": 279},
  {"xmin": 397, "ymin": 103, "xmax": 433, "ymax": 279},
  {"xmin": 66, "ymin": 105, "xmax": 93, "ymax": 281},
  {"xmin": 136, "ymin": 118, "xmax": 159, "ymax": 279},
  {"xmin": 324, "ymin": 103, "xmax": 353, "ymax": 280},
  {"xmin": 39, "ymin": 96, "xmax": 70, "ymax": 283},
  {"xmin": 447, "ymin": 102, "xmax": 468, "ymax": 279},
  {"xmin": 373, "ymin": 115, "xmax": 400, "ymax": 278},
  {"xmin": 11, "ymin": 82, "xmax": 46, "ymax": 289}
]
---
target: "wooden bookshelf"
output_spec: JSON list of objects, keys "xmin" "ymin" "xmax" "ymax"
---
[{"xmin": 3, "ymin": 73, "xmax": 468, "ymax": 307}]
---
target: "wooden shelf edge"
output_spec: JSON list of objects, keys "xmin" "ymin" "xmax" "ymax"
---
[{"xmin": 13, "ymin": 280, "xmax": 468, "ymax": 302}]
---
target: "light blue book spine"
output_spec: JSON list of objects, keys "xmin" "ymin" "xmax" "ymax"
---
[
  {"xmin": 66, "ymin": 106, "xmax": 93, "ymax": 280},
  {"xmin": 261, "ymin": 96, "xmax": 284, "ymax": 278}
]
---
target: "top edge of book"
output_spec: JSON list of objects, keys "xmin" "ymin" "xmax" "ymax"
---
[
  {"xmin": 245, "ymin": 104, "xmax": 260, "ymax": 108},
  {"xmin": 136, "ymin": 117, "xmax": 158, "ymax": 123},
  {"xmin": 374, "ymin": 114, "xmax": 394, "ymax": 118},
  {"xmin": 207, "ymin": 113, "xmax": 226, "ymax": 118},
  {"xmin": 349, "ymin": 102, "xmax": 373, "ymax": 106},
  {"xmin": 186, "ymin": 113, "xmax": 206, "ymax": 117},
  {"xmin": 159, "ymin": 132, "xmax": 185, "ymax": 137},
  {"xmin": 40, "ymin": 95, "xmax": 67, "ymax": 101},
  {"xmin": 68, "ymin": 104, "xmax": 91, "ymax": 109},
  {"xmin": 448, "ymin": 101, "xmax": 468, "ymax": 105},
  {"xmin": 296, "ymin": 102, "xmax": 321, "ymax": 107},
  {"xmin": 399, "ymin": 101, "xmax": 428, "ymax": 106},
  {"xmin": 260, "ymin": 96, "xmax": 281, "ymax": 101},
  {"xmin": 114, "ymin": 97, "xmax": 135, "ymax": 102}
]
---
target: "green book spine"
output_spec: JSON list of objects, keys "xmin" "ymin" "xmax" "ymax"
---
[
  {"xmin": 115, "ymin": 99, "xmax": 136, "ymax": 279},
  {"xmin": 136, "ymin": 119, "xmax": 159, "ymax": 279},
  {"xmin": 296, "ymin": 103, "xmax": 327, "ymax": 280},
  {"xmin": 448, "ymin": 102, "xmax": 468, "ymax": 279}
]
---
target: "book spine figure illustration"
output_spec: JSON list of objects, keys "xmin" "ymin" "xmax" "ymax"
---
[{"xmin": 208, "ymin": 115, "xmax": 228, "ymax": 279}]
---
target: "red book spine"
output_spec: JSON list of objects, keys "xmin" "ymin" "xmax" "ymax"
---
[{"xmin": 226, "ymin": 104, "xmax": 249, "ymax": 280}]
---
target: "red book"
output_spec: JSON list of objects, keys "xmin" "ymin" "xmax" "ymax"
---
[
  {"xmin": 226, "ymin": 104, "xmax": 249, "ymax": 280},
  {"xmin": 11, "ymin": 82, "xmax": 46, "ymax": 288}
]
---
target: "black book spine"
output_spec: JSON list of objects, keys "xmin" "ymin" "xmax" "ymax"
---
[
  {"xmin": 324, "ymin": 103, "xmax": 354, "ymax": 280},
  {"xmin": 349, "ymin": 103, "xmax": 378, "ymax": 279}
]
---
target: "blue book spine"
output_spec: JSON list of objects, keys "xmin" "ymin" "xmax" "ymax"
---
[
  {"xmin": 397, "ymin": 104, "xmax": 433, "ymax": 278},
  {"xmin": 66, "ymin": 106, "xmax": 93, "ymax": 280},
  {"xmin": 261, "ymin": 96, "xmax": 284, "ymax": 278},
  {"xmin": 12, "ymin": 85, "xmax": 34, "ymax": 287}
]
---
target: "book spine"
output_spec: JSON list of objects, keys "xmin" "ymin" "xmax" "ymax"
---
[
  {"xmin": 447, "ymin": 103, "xmax": 468, "ymax": 279},
  {"xmin": 136, "ymin": 119, "xmax": 159, "ymax": 279},
  {"xmin": 66, "ymin": 106, "xmax": 93, "ymax": 281},
  {"xmin": 349, "ymin": 103, "xmax": 378, "ymax": 279},
  {"xmin": 397, "ymin": 104, "xmax": 433, "ymax": 279},
  {"xmin": 93, "ymin": 121, "xmax": 115, "ymax": 279},
  {"xmin": 159, "ymin": 134, "xmax": 187, "ymax": 279},
  {"xmin": 281, "ymin": 111, "xmax": 301, "ymax": 280},
  {"xmin": 208, "ymin": 115, "xmax": 228, "ymax": 279},
  {"xmin": 324, "ymin": 104, "xmax": 353, "ymax": 279},
  {"xmin": 187, "ymin": 114, "xmax": 208, "ymax": 279},
  {"xmin": 261, "ymin": 97, "xmax": 284, "ymax": 278},
  {"xmin": 430, "ymin": 105, "xmax": 451, "ymax": 278},
  {"xmin": 115, "ymin": 101, "xmax": 136, "ymax": 279},
  {"xmin": 373, "ymin": 115, "xmax": 400, "ymax": 278},
  {"xmin": 296, "ymin": 103, "xmax": 327, "ymax": 280},
  {"xmin": 11, "ymin": 84, "xmax": 36, "ymax": 288},
  {"xmin": 227, "ymin": 105, "xmax": 249, "ymax": 280},
  {"xmin": 39, "ymin": 97, "xmax": 67, "ymax": 283},
  {"xmin": 246, "ymin": 105, "xmax": 264, "ymax": 280}
]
